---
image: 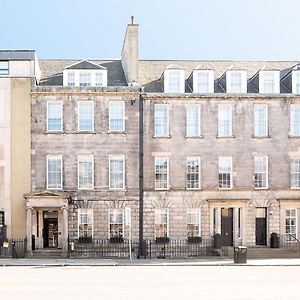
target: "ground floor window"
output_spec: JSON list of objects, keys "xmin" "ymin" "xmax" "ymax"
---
[
  {"xmin": 0, "ymin": 211, "xmax": 4, "ymax": 226},
  {"xmin": 109, "ymin": 209, "xmax": 124, "ymax": 238},
  {"xmin": 186, "ymin": 208, "xmax": 200, "ymax": 237},
  {"xmin": 285, "ymin": 209, "xmax": 297, "ymax": 242},
  {"xmin": 154, "ymin": 208, "xmax": 169, "ymax": 238},
  {"xmin": 78, "ymin": 209, "xmax": 93, "ymax": 238}
]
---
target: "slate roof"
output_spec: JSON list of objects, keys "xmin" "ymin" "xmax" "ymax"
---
[
  {"xmin": 0, "ymin": 50, "xmax": 36, "ymax": 60},
  {"xmin": 65, "ymin": 60, "xmax": 107, "ymax": 70},
  {"xmin": 39, "ymin": 60, "xmax": 127, "ymax": 86}
]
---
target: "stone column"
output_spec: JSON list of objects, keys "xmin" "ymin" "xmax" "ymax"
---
[
  {"xmin": 215, "ymin": 207, "xmax": 221, "ymax": 234},
  {"xmin": 26, "ymin": 206, "xmax": 33, "ymax": 253},
  {"xmin": 62, "ymin": 206, "xmax": 68, "ymax": 252},
  {"xmin": 233, "ymin": 207, "xmax": 239, "ymax": 246}
]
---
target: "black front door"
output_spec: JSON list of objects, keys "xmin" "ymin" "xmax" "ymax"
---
[
  {"xmin": 43, "ymin": 211, "xmax": 58, "ymax": 248},
  {"xmin": 221, "ymin": 208, "xmax": 233, "ymax": 246},
  {"xmin": 256, "ymin": 208, "xmax": 267, "ymax": 246}
]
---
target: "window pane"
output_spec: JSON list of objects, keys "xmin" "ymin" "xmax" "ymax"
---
[
  {"xmin": 196, "ymin": 72, "xmax": 209, "ymax": 93},
  {"xmin": 186, "ymin": 105, "xmax": 200, "ymax": 136},
  {"xmin": 219, "ymin": 157, "xmax": 232, "ymax": 189},
  {"xmin": 290, "ymin": 105, "xmax": 300, "ymax": 136},
  {"xmin": 254, "ymin": 105, "xmax": 268, "ymax": 137},
  {"xmin": 0, "ymin": 61, "xmax": 9, "ymax": 75},
  {"xmin": 291, "ymin": 158, "xmax": 300, "ymax": 188},
  {"xmin": 78, "ymin": 155, "xmax": 93, "ymax": 189},
  {"xmin": 47, "ymin": 102, "xmax": 62, "ymax": 132},
  {"xmin": 155, "ymin": 208, "xmax": 168, "ymax": 237},
  {"xmin": 79, "ymin": 73, "xmax": 91, "ymax": 86},
  {"xmin": 285, "ymin": 209, "xmax": 297, "ymax": 242},
  {"xmin": 167, "ymin": 71, "xmax": 181, "ymax": 93},
  {"xmin": 187, "ymin": 209, "xmax": 200, "ymax": 237},
  {"xmin": 78, "ymin": 209, "xmax": 93, "ymax": 238},
  {"xmin": 67, "ymin": 72, "xmax": 75, "ymax": 86},
  {"xmin": 47, "ymin": 156, "xmax": 62, "ymax": 189},
  {"xmin": 78, "ymin": 102, "xmax": 93, "ymax": 131},
  {"xmin": 109, "ymin": 209, "xmax": 124, "ymax": 237},
  {"xmin": 229, "ymin": 72, "xmax": 242, "ymax": 93},
  {"xmin": 254, "ymin": 157, "xmax": 268, "ymax": 189},
  {"xmin": 95, "ymin": 73, "xmax": 103, "ymax": 87},
  {"xmin": 262, "ymin": 73, "xmax": 275, "ymax": 93},
  {"xmin": 155, "ymin": 157, "xmax": 169, "ymax": 189},
  {"xmin": 109, "ymin": 101, "xmax": 125, "ymax": 131},
  {"xmin": 109, "ymin": 156, "xmax": 125, "ymax": 189},
  {"xmin": 218, "ymin": 105, "xmax": 232, "ymax": 136},
  {"xmin": 154, "ymin": 104, "xmax": 169, "ymax": 136},
  {"xmin": 186, "ymin": 157, "xmax": 200, "ymax": 189}
]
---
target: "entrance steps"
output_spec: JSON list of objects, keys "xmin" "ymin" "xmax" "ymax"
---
[
  {"xmin": 223, "ymin": 246, "xmax": 300, "ymax": 259},
  {"xmin": 28, "ymin": 249, "xmax": 68, "ymax": 259}
]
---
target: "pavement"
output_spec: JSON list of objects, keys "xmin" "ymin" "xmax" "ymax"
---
[{"xmin": 1, "ymin": 257, "xmax": 300, "ymax": 266}]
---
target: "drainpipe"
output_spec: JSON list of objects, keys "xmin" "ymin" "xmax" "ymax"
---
[{"xmin": 138, "ymin": 87, "xmax": 145, "ymax": 258}]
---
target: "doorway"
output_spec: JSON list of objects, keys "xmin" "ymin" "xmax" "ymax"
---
[
  {"xmin": 256, "ymin": 208, "xmax": 267, "ymax": 246},
  {"xmin": 43, "ymin": 211, "xmax": 58, "ymax": 248},
  {"xmin": 221, "ymin": 208, "xmax": 233, "ymax": 246}
]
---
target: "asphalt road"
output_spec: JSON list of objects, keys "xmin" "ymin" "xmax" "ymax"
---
[{"xmin": 0, "ymin": 265, "xmax": 299, "ymax": 300}]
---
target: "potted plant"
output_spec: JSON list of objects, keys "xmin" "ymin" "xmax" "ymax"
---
[
  {"xmin": 109, "ymin": 235, "xmax": 124, "ymax": 243},
  {"xmin": 78, "ymin": 236, "xmax": 92, "ymax": 243},
  {"xmin": 187, "ymin": 236, "xmax": 202, "ymax": 243},
  {"xmin": 155, "ymin": 236, "xmax": 170, "ymax": 243}
]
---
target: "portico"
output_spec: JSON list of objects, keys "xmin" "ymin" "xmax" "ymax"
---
[{"xmin": 24, "ymin": 191, "xmax": 69, "ymax": 255}]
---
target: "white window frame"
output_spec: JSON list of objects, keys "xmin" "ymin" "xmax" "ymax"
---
[
  {"xmin": 226, "ymin": 70, "xmax": 247, "ymax": 93},
  {"xmin": 218, "ymin": 104, "xmax": 233, "ymax": 137},
  {"xmin": 218, "ymin": 156, "xmax": 233, "ymax": 189},
  {"xmin": 291, "ymin": 158, "xmax": 300, "ymax": 189},
  {"xmin": 47, "ymin": 101, "xmax": 63, "ymax": 132},
  {"xmin": 109, "ymin": 101, "xmax": 125, "ymax": 132},
  {"xmin": 109, "ymin": 155, "xmax": 125, "ymax": 190},
  {"xmin": 285, "ymin": 209, "xmax": 297, "ymax": 242},
  {"xmin": 63, "ymin": 69, "xmax": 107, "ymax": 87},
  {"xmin": 259, "ymin": 71, "xmax": 280, "ymax": 94},
  {"xmin": 193, "ymin": 70, "xmax": 214, "ymax": 93},
  {"xmin": 77, "ymin": 101, "xmax": 94, "ymax": 132},
  {"xmin": 95, "ymin": 72, "xmax": 104, "ymax": 87},
  {"xmin": 46, "ymin": 155, "xmax": 63, "ymax": 190},
  {"xmin": 154, "ymin": 104, "xmax": 169, "ymax": 137},
  {"xmin": 77, "ymin": 154, "xmax": 94, "ymax": 190},
  {"xmin": 79, "ymin": 72, "xmax": 91, "ymax": 87},
  {"xmin": 0, "ymin": 61, "xmax": 9, "ymax": 75},
  {"xmin": 164, "ymin": 69, "xmax": 185, "ymax": 93},
  {"xmin": 186, "ymin": 104, "xmax": 201, "ymax": 137},
  {"xmin": 254, "ymin": 104, "xmax": 268, "ymax": 137},
  {"xmin": 155, "ymin": 156, "xmax": 169, "ymax": 190},
  {"xmin": 78, "ymin": 208, "xmax": 93, "ymax": 238},
  {"xmin": 154, "ymin": 208, "xmax": 169, "ymax": 238},
  {"xmin": 186, "ymin": 156, "xmax": 201, "ymax": 190},
  {"xmin": 292, "ymin": 71, "xmax": 300, "ymax": 95},
  {"xmin": 108, "ymin": 208, "xmax": 125, "ymax": 238},
  {"xmin": 186, "ymin": 208, "xmax": 201, "ymax": 237},
  {"xmin": 254, "ymin": 156, "xmax": 268, "ymax": 189},
  {"xmin": 67, "ymin": 72, "xmax": 75, "ymax": 86},
  {"xmin": 290, "ymin": 104, "xmax": 300, "ymax": 137}
]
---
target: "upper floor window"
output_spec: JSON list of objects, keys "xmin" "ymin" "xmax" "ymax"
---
[
  {"xmin": 154, "ymin": 104, "xmax": 169, "ymax": 137},
  {"xmin": 109, "ymin": 209, "xmax": 124, "ymax": 238},
  {"xmin": 47, "ymin": 155, "xmax": 62, "ymax": 190},
  {"xmin": 193, "ymin": 70, "xmax": 214, "ymax": 93},
  {"xmin": 218, "ymin": 104, "xmax": 232, "ymax": 137},
  {"xmin": 78, "ymin": 155, "xmax": 94, "ymax": 189},
  {"xmin": 259, "ymin": 71, "xmax": 280, "ymax": 94},
  {"xmin": 226, "ymin": 71, "xmax": 247, "ymax": 93},
  {"xmin": 164, "ymin": 69, "xmax": 185, "ymax": 93},
  {"xmin": 155, "ymin": 157, "xmax": 169, "ymax": 190},
  {"xmin": 254, "ymin": 104, "xmax": 268, "ymax": 137},
  {"xmin": 78, "ymin": 101, "xmax": 94, "ymax": 132},
  {"xmin": 0, "ymin": 61, "xmax": 9, "ymax": 75},
  {"xmin": 290, "ymin": 104, "xmax": 300, "ymax": 136},
  {"xmin": 291, "ymin": 158, "xmax": 300, "ymax": 189},
  {"xmin": 254, "ymin": 156, "xmax": 268, "ymax": 189},
  {"xmin": 47, "ymin": 101, "xmax": 63, "ymax": 132},
  {"xmin": 78, "ymin": 208, "xmax": 93, "ymax": 238},
  {"xmin": 109, "ymin": 155, "xmax": 125, "ymax": 189},
  {"xmin": 109, "ymin": 101, "xmax": 125, "ymax": 132},
  {"xmin": 154, "ymin": 208, "xmax": 169, "ymax": 238},
  {"xmin": 67, "ymin": 72, "xmax": 75, "ymax": 86},
  {"xmin": 219, "ymin": 157, "xmax": 232, "ymax": 189},
  {"xmin": 186, "ymin": 104, "xmax": 201, "ymax": 137},
  {"xmin": 186, "ymin": 156, "xmax": 201, "ymax": 189},
  {"xmin": 95, "ymin": 73, "xmax": 103, "ymax": 87},
  {"xmin": 292, "ymin": 71, "xmax": 300, "ymax": 95},
  {"xmin": 79, "ymin": 72, "xmax": 91, "ymax": 87},
  {"xmin": 187, "ymin": 208, "xmax": 201, "ymax": 237}
]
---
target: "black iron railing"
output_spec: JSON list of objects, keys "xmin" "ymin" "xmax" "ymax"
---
[
  {"xmin": 0, "ymin": 238, "xmax": 27, "ymax": 258},
  {"xmin": 280, "ymin": 234, "xmax": 300, "ymax": 250},
  {"xmin": 68, "ymin": 238, "xmax": 218, "ymax": 259}
]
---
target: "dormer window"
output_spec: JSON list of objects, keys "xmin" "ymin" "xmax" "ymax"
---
[
  {"xmin": 193, "ymin": 70, "xmax": 214, "ymax": 93},
  {"xmin": 0, "ymin": 61, "xmax": 9, "ymax": 75},
  {"xmin": 226, "ymin": 71, "xmax": 247, "ymax": 93},
  {"xmin": 163, "ymin": 68, "xmax": 185, "ymax": 93},
  {"xmin": 292, "ymin": 71, "xmax": 300, "ymax": 94},
  {"xmin": 63, "ymin": 60, "xmax": 107, "ymax": 87},
  {"xmin": 79, "ymin": 72, "xmax": 91, "ymax": 87},
  {"xmin": 259, "ymin": 71, "xmax": 280, "ymax": 94}
]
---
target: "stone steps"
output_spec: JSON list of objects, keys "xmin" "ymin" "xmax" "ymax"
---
[{"xmin": 28, "ymin": 249, "xmax": 68, "ymax": 259}]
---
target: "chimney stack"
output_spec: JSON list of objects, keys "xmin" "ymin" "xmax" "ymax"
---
[{"xmin": 121, "ymin": 17, "xmax": 139, "ymax": 86}]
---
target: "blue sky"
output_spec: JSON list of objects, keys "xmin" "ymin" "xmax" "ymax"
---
[{"xmin": 1, "ymin": 0, "xmax": 300, "ymax": 60}]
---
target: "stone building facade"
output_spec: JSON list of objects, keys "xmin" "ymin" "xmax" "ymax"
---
[{"xmin": 0, "ymin": 19, "xmax": 300, "ymax": 256}]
